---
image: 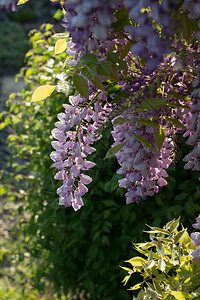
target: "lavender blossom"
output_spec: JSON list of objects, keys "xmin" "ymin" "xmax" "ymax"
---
[
  {"xmin": 62, "ymin": 0, "xmax": 121, "ymax": 54},
  {"xmin": 50, "ymin": 93, "xmax": 111, "ymax": 211},
  {"xmin": 189, "ymin": 214, "xmax": 200, "ymax": 260}
]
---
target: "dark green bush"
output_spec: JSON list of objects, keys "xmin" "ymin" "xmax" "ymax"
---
[
  {"xmin": 1, "ymin": 24, "xmax": 199, "ymax": 299},
  {"xmin": 0, "ymin": 21, "xmax": 29, "ymax": 72}
]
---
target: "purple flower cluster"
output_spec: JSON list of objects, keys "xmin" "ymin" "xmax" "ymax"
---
[
  {"xmin": 50, "ymin": 93, "xmax": 111, "ymax": 210},
  {"xmin": 111, "ymin": 107, "xmax": 173, "ymax": 204},
  {"xmin": 183, "ymin": 69, "xmax": 200, "ymax": 172},
  {"xmin": 62, "ymin": 0, "xmax": 121, "ymax": 53},
  {"xmin": 0, "ymin": 0, "xmax": 16, "ymax": 11},
  {"xmin": 124, "ymin": 0, "xmax": 176, "ymax": 73},
  {"xmin": 189, "ymin": 214, "xmax": 200, "ymax": 260}
]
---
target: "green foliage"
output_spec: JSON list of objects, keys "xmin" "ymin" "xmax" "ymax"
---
[
  {"xmin": 122, "ymin": 219, "xmax": 200, "ymax": 299},
  {"xmin": 1, "ymin": 23, "xmax": 199, "ymax": 299},
  {"xmin": 0, "ymin": 21, "xmax": 29, "ymax": 71}
]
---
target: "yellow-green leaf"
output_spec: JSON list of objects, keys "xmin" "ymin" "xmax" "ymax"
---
[
  {"xmin": 55, "ymin": 38, "xmax": 67, "ymax": 55},
  {"xmin": 122, "ymin": 275, "xmax": 131, "ymax": 285},
  {"xmin": 125, "ymin": 256, "xmax": 146, "ymax": 267},
  {"xmin": 129, "ymin": 282, "xmax": 143, "ymax": 290},
  {"xmin": 170, "ymin": 291, "xmax": 193, "ymax": 300},
  {"xmin": 17, "ymin": 0, "xmax": 29, "ymax": 4},
  {"xmin": 31, "ymin": 85, "xmax": 56, "ymax": 102}
]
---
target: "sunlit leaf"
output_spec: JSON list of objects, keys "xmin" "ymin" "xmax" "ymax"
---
[
  {"xmin": 31, "ymin": 85, "xmax": 56, "ymax": 102},
  {"xmin": 170, "ymin": 291, "xmax": 193, "ymax": 300},
  {"xmin": 125, "ymin": 256, "xmax": 146, "ymax": 267},
  {"xmin": 129, "ymin": 282, "xmax": 143, "ymax": 290},
  {"xmin": 55, "ymin": 38, "xmax": 67, "ymax": 55},
  {"xmin": 17, "ymin": 0, "xmax": 29, "ymax": 4}
]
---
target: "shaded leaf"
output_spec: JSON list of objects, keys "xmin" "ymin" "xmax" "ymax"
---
[
  {"xmin": 167, "ymin": 91, "xmax": 191, "ymax": 102},
  {"xmin": 113, "ymin": 117, "xmax": 131, "ymax": 125},
  {"xmin": 165, "ymin": 117, "xmax": 187, "ymax": 130},
  {"xmin": 97, "ymin": 61, "xmax": 111, "ymax": 77},
  {"xmin": 139, "ymin": 98, "xmax": 167, "ymax": 109},
  {"xmin": 91, "ymin": 76, "xmax": 104, "ymax": 90},
  {"xmin": 80, "ymin": 53, "xmax": 98, "ymax": 65},
  {"xmin": 137, "ymin": 118, "xmax": 159, "ymax": 128},
  {"xmin": 81, "ymin": 65, "xmax": 97, "ymax": 80},
  {"xmin": 134, "ymin": 135, "xmax": 155, "ymax": 151},
  {"xmin": 105, "ymin": 141, "xmax": 127, "ymax": 159},
  {"xmin": 73, "ymin": 74, "xmax": 89, "ymax": 98},
  {"xmin": 155, "ymin": 127, "xmax": 166, "ymax": 151}
]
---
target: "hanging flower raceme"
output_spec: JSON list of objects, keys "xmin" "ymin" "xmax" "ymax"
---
[
  {"xmin": 50, "ymin": 93, "xmax": 111, "ymax": 210},
  {"xmin": 190, "ymin": 214, "xmax": 200, "ymax": 260}
]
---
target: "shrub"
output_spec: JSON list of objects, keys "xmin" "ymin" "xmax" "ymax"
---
[{"xmin": 0, "ymin": 23, "xmax": 199, "ymax": 299}]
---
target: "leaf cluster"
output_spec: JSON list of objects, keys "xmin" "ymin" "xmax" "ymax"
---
[{"xmin": 122, "ymin": 219, "xmax": 200, "ymax": 300}]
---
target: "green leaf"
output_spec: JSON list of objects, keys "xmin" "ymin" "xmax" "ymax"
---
[
  {"xmin": 157, "ymin": 241, "xmax": 165, "ymax": 258},
  {"xmin": 158, "ymin": 259, "xmax": 166, "ymax": 272},
  {"xmin": 152, "ymin": 279, "xmax": 163, "ymax": 295},
  {"xmin": 31, "ymin": 85, "xmax": 57, "ymax": 102},
  {"xmin": 97, "ymin": 61, "xmax": 111, "ymax": 77},
  {"xmin": 118, "ymin": 60, "xmax": 127, "ymax": 71},
  {"xmin": 73, "ymin": 74, "xmax": 89, "ymax": 98},
  {"xmin": 80, "ymin": 53, "xmax": 98, "ymax": 65},
  {"xmin": 81, "ymin": 65, "xmax": 97, "ymax": 80},
  {"xmin": 125, "ymin": 257, "xmax": 146, "ymax": 267},
  {"xmin": 105, "ymin": 141, "xmax": 127, "ymax": 159},
  {"xmin": 91, "ymin": 76, "xmax": 104, "ymax": 90},
  {"xmin": 110, "ymin": 67, "xmax": 119, "ymax": 81},
  {"xmin": 113, "ymin": 117, "xmax": 131, "ymax": 125},
  {"xmin": 167, "ymin": 91, "xmax": 191, "ymax": 102},
  {"xmin": 155, "ymin": 127, "xmax": 166, "ymax": 151},
  {"xmin": 112, "ymin": 8, "xmax": 130, "ymax": 32},
  {"xmin": 103, "ymin": 200, "xmax": 117, "ymax": 207},
  {"xmin": 168, "ymin": 102, "xmax": 190, "ymax": 109},
  {"xmin": 106, "ymin": 52, "xmax": 119, "ymax": 64},
  {"xmin": 139, "ymin": 98, "xmax": 167, "ymax": 110},
  {"xmin": 165, "ymin": 117, "xmax": 187, "ymax": 130},
  {"xmin": 170, "ymin": 291, "xmax": 193, "ymax": 300},
  {"xmin": 54, "ymin": 38, "xmax": 67, "ymax": 55},
  {"xmin": 120, "ymin": 41, "xmax": 132, "ymax": 60},
  {"xmin": 134, "ymin": 135, "xmax": 155, "ymax": 151},
  {"xmin": 137, "ymin": 118, "xmax": 159, "ymax": 128}
]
